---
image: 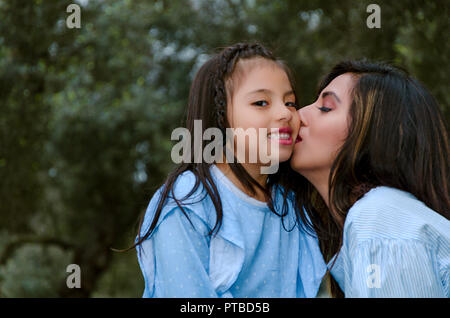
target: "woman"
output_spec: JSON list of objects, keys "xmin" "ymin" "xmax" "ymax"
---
[{"xmin": 286, "ymin": 60, "xmax": 450, "ymax": 297}]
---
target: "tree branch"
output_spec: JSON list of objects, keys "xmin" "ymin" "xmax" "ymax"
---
[{"xmin": 0, "ymin": 235, "xmax": 74, "ymax": 265}]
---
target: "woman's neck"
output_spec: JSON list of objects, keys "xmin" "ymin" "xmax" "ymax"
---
[
  {"xmin": 302, "ymin": 169, "xmax": 331, "ymax": 208},
  {"xmin": 303, "ymin": 169, "xmax": 368, "ymax": 214},
  {"xmin": 215, "ymin": 162, "xmax": 268, "ymax": 202}
]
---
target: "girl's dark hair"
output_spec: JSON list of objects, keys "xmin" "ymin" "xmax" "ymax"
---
[
  {"xmin": 127, "ymin": 43, "xmax": 299, "ymax": 254},
  {"xmin": 282, "ymin": 59, "xmax": 450, "ymax": 297}
]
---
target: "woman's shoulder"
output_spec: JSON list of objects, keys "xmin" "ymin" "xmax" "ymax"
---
[{"xmin": 344, "ymin": 186, "xmax": 450, "ymax": 244}]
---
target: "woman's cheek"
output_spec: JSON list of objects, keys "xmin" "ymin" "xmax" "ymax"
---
[{"xmin": 322, "ymin": 122, "xmax": 348, "ymax": 160}]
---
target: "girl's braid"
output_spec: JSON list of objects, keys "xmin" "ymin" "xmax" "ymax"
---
[{"xmin": 213, "ymin": 43, "xmax": 276, "ymax": 129}]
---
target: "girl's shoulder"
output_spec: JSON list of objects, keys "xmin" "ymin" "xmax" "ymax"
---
[
  {"xmin": 344, "ymin": 186, "xmax": 450, "ymax": 244},
  {"xmin": 140, "ymin": 170, "xmax": 215, "ymax": 236},
  {"xmin": 166, "ymin": 169, "xmax": 209, "ymax": 206}
]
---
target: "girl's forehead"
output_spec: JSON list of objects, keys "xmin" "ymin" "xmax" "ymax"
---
[
  {"xmin": 226, "ymin": 58, "xmax": 287, "ymax": 95},
  {"xmin": 233, "ymin": 57, "xmax": 281, "ymax": 78}
]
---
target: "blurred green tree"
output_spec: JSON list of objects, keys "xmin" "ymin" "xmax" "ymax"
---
[{"xmin": 0, "ymin": 0, "xmax": 447, "ymax": 297}]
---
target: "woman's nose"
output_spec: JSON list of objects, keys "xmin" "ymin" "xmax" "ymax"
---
[{"xmin": 298, "ymin": 106, "xmax": 310, "ymax": 127}]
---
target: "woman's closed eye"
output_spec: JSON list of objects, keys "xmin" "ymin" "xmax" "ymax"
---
[{"xmin": 318, "ymin": 106, "xmax": 332, "ymax": 112}]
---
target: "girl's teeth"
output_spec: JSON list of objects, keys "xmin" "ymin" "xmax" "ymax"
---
[{"xmin": 268, "ymin": 133, "xmax": 290, "ymax": 139}]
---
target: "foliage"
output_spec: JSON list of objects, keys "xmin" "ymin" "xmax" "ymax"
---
[{"xmin": 0, "ymin": 0, "xmax": 448, "ymax": 297}]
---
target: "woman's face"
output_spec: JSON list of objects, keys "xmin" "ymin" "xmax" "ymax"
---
[
  {"xmin": 227, "ymin": 58, "xmax": 300, "ymax": 165},
  {"xmin": 290, "ymin": 73, "xmax": 355, "ymax": 179}
]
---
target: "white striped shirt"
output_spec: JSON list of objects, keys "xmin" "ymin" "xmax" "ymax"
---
[{"xmin": 330, "ymin": 186, "xmax": 450, "ymax": 297}]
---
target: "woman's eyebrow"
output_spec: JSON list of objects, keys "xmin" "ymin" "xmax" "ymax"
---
[{"xmin": 322, "ymin": 91, "xmax": 341, "ymax": 103}]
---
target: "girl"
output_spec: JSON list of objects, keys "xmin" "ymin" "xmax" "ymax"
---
[
  {"xmin": 287, "ymin": 60, "xmax": 450, "ymax": 297},
  {"xmin": 132, "ymin": 43, "xmax": 327, "ymax": 298}
]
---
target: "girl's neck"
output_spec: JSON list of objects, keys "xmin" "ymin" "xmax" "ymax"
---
[{"xmin": 215, "ymin": 162, "xmax": 268, "ymax": 202}]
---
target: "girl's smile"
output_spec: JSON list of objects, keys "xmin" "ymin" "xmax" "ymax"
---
[
  {"xmin": 226, "ymin": 57, "xmax": 300, "ymax": 164},
  {"xmin": 268, "ymin": 126, "xmax": 293, "ymax": 145}
]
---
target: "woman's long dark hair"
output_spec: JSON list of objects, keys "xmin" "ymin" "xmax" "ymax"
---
[
  {"xmin": 126, "ymin": 43, "xmax": 299, "ymax": 254},
  {"xmin": 282, "ymin": 60, "xmax": 450, "ymax": 297}
]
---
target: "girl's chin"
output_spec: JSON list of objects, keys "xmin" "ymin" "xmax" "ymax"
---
[{"xmin": 277, "ymin": 149, "xmax": 294, "ymax": 163}]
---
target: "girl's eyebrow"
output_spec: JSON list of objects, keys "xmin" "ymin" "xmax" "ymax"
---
[
  {"xmin": 322, "ymin": 91, "xmax": 341, "ymax": 103},
  {"xmin": 247, "ymin": 89, "xmax": 294, "ymax": 98},
  {"xmin": 284, "ymin": 90, "xmax": 295, "ymax": 98}
]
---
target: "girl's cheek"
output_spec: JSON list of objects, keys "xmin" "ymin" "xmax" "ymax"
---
[{"xmin": 293, "ymin": 112, "xmax": 301, "ymax": 134}]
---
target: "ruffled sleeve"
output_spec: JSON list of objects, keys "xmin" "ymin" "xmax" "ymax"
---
[
  {"xmin": 297, "ymin": 226, "xmax": 327, "ymax": 298},
  {"xmin": 136, "ymin": 172, "xmax": 245, "ymax": 298},
  {"xmin": 208, "ymin": 221, "xmax": 245, "ymax": 297},
  {"xmin": 341, "ymin": 238, "xmax": 447, "ymax": 297},
  {"xmin": 137, "ymin": 200, "xmax": 218, "ymax": 297}
]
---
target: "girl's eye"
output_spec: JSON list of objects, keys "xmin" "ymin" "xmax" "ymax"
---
[
  {"xmin": 286, "ymin": 102, "xmax": 299, "ymax": 109},
  {"xmin": 253, "ymin": 100, "xmax": 269, "ymax": 107},
  {"xmin": 318, "ymin": 106, "xmax": 332, "ymax": 112}
]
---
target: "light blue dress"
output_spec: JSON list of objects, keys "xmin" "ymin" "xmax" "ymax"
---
[
  {"xmin": 137, "ymin": 165, "xmax": 327, "ymax": 298},
  {"xmin": 330, "ymin": 186, "xmax": 450, "ymax": 297}
]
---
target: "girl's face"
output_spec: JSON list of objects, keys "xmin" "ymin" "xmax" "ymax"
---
[
  {"xmin": 227, "ymin": 58, "xmax": 300, "ymax": 165},
  {"xmin": 290, "ymin": 73, "xmax": 355, "ymax": 179}
]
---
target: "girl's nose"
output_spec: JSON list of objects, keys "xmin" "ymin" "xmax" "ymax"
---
[{"xmin": 277, "ymin": 102, "xmax": 293, "ymax": 122}]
